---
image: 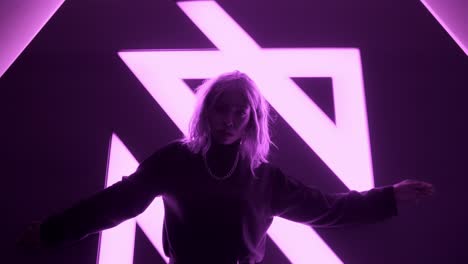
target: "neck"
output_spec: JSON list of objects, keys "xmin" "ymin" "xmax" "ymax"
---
[
  {"xmin": 211, "ymin": 138, "xmax": 240, "ymax": 148},
  {"xmin": 208, "ymin": 138, "xmax": 241, "ymax": 157},
  {"xmin": 205, "ymin": 139, "xmax": 241, "ymax": 177}
]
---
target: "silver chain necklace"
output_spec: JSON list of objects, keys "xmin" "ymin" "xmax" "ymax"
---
[{"xmin": 203, "ymin": 150, "xmax": 240, "ymax": 181}]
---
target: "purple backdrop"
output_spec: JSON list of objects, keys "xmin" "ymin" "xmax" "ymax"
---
[{"xmin": 1, "ymin": 0, "xmax": 467, "ymax": 263}]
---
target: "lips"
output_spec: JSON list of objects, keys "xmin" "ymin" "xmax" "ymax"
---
[{"xmin": 218, "ymin": 130, "xmax": 234, "ymax": 136}]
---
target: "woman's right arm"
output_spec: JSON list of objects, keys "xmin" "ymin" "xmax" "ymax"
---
[
  {"xmin": 36, "ymin": 142, "xmax": 177, "ymax": 248},
  {"xmin": 39, "ymin": 170, "xmax": 155, "ymax": 247}
]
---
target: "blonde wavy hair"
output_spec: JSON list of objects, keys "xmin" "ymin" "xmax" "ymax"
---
[{"xmin": 179, "ymin": 71, "xmax": 277, "ymax": 178}]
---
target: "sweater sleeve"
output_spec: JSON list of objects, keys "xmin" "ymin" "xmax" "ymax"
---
[
  {"xmin": 39, "ymin": 142, "xmax": 177, "ymax": 248},
  {"xmin": 270, "ymin": 167, "xmax": 398, "ymax": 228}
]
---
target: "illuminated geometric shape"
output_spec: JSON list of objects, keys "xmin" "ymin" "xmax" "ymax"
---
[
  {"xmin": 98, "ymin": 134, "xmax": 167, "ymax": 264},
  {"xmin": 0, "ymin": 0, "xmax": 65, "ymax": 77},
  {"xmin": 421, "ymin": 0, "xmax": 468, "ymax": 56},
  {"xmin": 291, "ymin": 77, "xmax": 336, "ymax": 123},
  {"xmin": 119, "ymin": 47, "xmax": 356, "ymax": 264},
  {"xmin": 118, "ymin": 47, "xmax": 373, "ymax": 191},
  {"xmin": 116, "ymin": 1, "xmax": 376, "ymax": 263},
  {"xmin": 269, "ymin": 217, "xmax": 341, "ymax": 264},
  {"xmin": 122, "ymin": 0, "xmax": 374, "ymax": 191}
]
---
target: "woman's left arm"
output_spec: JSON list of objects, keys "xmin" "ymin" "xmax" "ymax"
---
[{"xmin": 270, "ymin": 167, "xmax": 434, "ymax": 228}]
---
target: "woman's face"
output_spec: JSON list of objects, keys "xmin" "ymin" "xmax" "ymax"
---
[{"xmin": 208, "ymin": 88, "xmax": 251, "ymax": 145}]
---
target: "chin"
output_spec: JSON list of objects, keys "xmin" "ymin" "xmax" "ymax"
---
[
  {"xmin": 220, "ymin": 139, "xmax": 235, "ymax": 145},
  {"xmin": 215, "ymin": 136, "xmax": 239, "ymax": 145}
]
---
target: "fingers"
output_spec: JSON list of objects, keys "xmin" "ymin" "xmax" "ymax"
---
[
  {"xmin": 415, "ymin": 189, "xmax": 432, "ymax": 199},
  {"xmin": 402, "ymin": 180, "xmax": 435, "ymax": 195},
  {"xmin": 415, "ymin": 182, "xmax": 434, "ymax": 195},
  {"xmin": 411, "ymin": 184, "xmax": 434, "ymax": 200},
  {"xmin": 394, "ymin": 179, "xmax": 435, "ymax": 204}
]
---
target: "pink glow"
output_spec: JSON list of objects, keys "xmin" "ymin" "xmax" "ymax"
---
[
  {"xmin": 98, "ymin": 134, "xmax": 137, "ymax": 264},
  {"xmin": 3, "ymin": 0, "xmax": 457, "ymax": 262},
  {"xmin": 119, "ymin": 48, "xmax": 373, "ymax": 192},
  {"xmin": 98, "ymin": 134, "xmax": 167, "ymax": 264},
  {"xmin": 135, "ymin": 198, "xmax": 168, "ymax": 263},
  {"xmin": 0, "ymin": 0, "xmax": 65, "ymax": 77},
  {"xmin": 421, "ymin": 0, "xmax": 468, "ymax": 56},
  {"xmin": 269, "ymin": 217, "xmax": 341, "ymax": 264},
  {"xmin": 178, "ymin": 1, "xmax": 261, "ymax": 51},
  {"xmin": 118, "ymin": 1, "xmax": 375, "ymax": 263},
  {"xmin": 120, "ymin": 1, "xmax": 374, "ymax": 191}
]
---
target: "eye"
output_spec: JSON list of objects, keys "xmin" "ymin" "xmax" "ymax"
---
[{"xmin": 237, "ymin": 109, "xmax": 248, "ymax": 117}]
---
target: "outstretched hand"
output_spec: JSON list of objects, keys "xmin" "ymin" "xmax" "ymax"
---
[{"xmin": 393, "ymin": 179, "xmax": 434, "ymax": 205}]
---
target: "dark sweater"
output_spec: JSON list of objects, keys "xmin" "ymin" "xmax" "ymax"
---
[{"xmin": 40, "ymin": 139, "xmax": 397, "ymax": 263}]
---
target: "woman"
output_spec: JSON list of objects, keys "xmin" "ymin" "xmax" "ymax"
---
[{"xmin": 17, "ymin": 71, "xmax": 434, "ymax": 264}]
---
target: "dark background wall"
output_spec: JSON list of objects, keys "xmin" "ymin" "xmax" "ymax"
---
[{"xmin": 2, "ymin": 0, "xmax": 467, "ymax": 263}]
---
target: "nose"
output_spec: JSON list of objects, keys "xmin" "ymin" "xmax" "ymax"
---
[
  {"xmin": 223, "ymin": 112, "xmax": 235, "ymax": 127},
  {"xmin": 224, "ymin": 118, "xmax": 233, "ymax": 127}
]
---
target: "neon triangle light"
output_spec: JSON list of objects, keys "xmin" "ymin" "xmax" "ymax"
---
[
  {"xmin": 112, "ymin": 1, "xmax": 375, "ymax": 263},
  {"xmin": 0, "ymin": 0, "xmax": 65, "ymax": 77},
  {"xmin": 3, "ymin": 0, "xmax": 459, "ymax": 262},
  {"xmin": 98, "ymin": 134, "xmax": 168, "ymax": 264},
  {"xmin": 421, "ymin": 0, "xmax": 468, "ymax": 56}
]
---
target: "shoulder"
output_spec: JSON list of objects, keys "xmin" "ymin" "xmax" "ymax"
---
[
  {"xmin": 139, "ymin": 139, "xmax": 188, "ymax": 168},
  {"xmin": 252, "ymin": 162, "xmax": 282, "ymax": 182},
  {"xmin": 256, "ymin": 162, "xmax": 279, "ymax": 174},
  {"xmin": 159, "ymin": 139, "xmax": 187, "ymax": 154},
  {"xmin": 257, "ymin": 164, "xmax": 301, "ymax": 187}
]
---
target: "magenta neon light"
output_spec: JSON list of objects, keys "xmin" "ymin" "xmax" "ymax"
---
[
  {"xmin": 1, "ymin": 0, "xmax": 458, "ymax": 262},
  {"xmin": 0, "ymin": 0, "xmax": 65, "ymax": 77},
  {"xmin": 114, "ymin": 0, "xmax": 374, "ymax": 262},
  {"xmin": 98, "ymin": 134, "xmax": 168, "ymax": 264},
  {"xmin": 421, "ymin": 0, "xmax": 468, "ymax": 56}
]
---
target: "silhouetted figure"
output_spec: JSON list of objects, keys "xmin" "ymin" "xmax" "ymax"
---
[{"xmin": 17, "ymin": 71, "xmax": 434, "ymax": 264}]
